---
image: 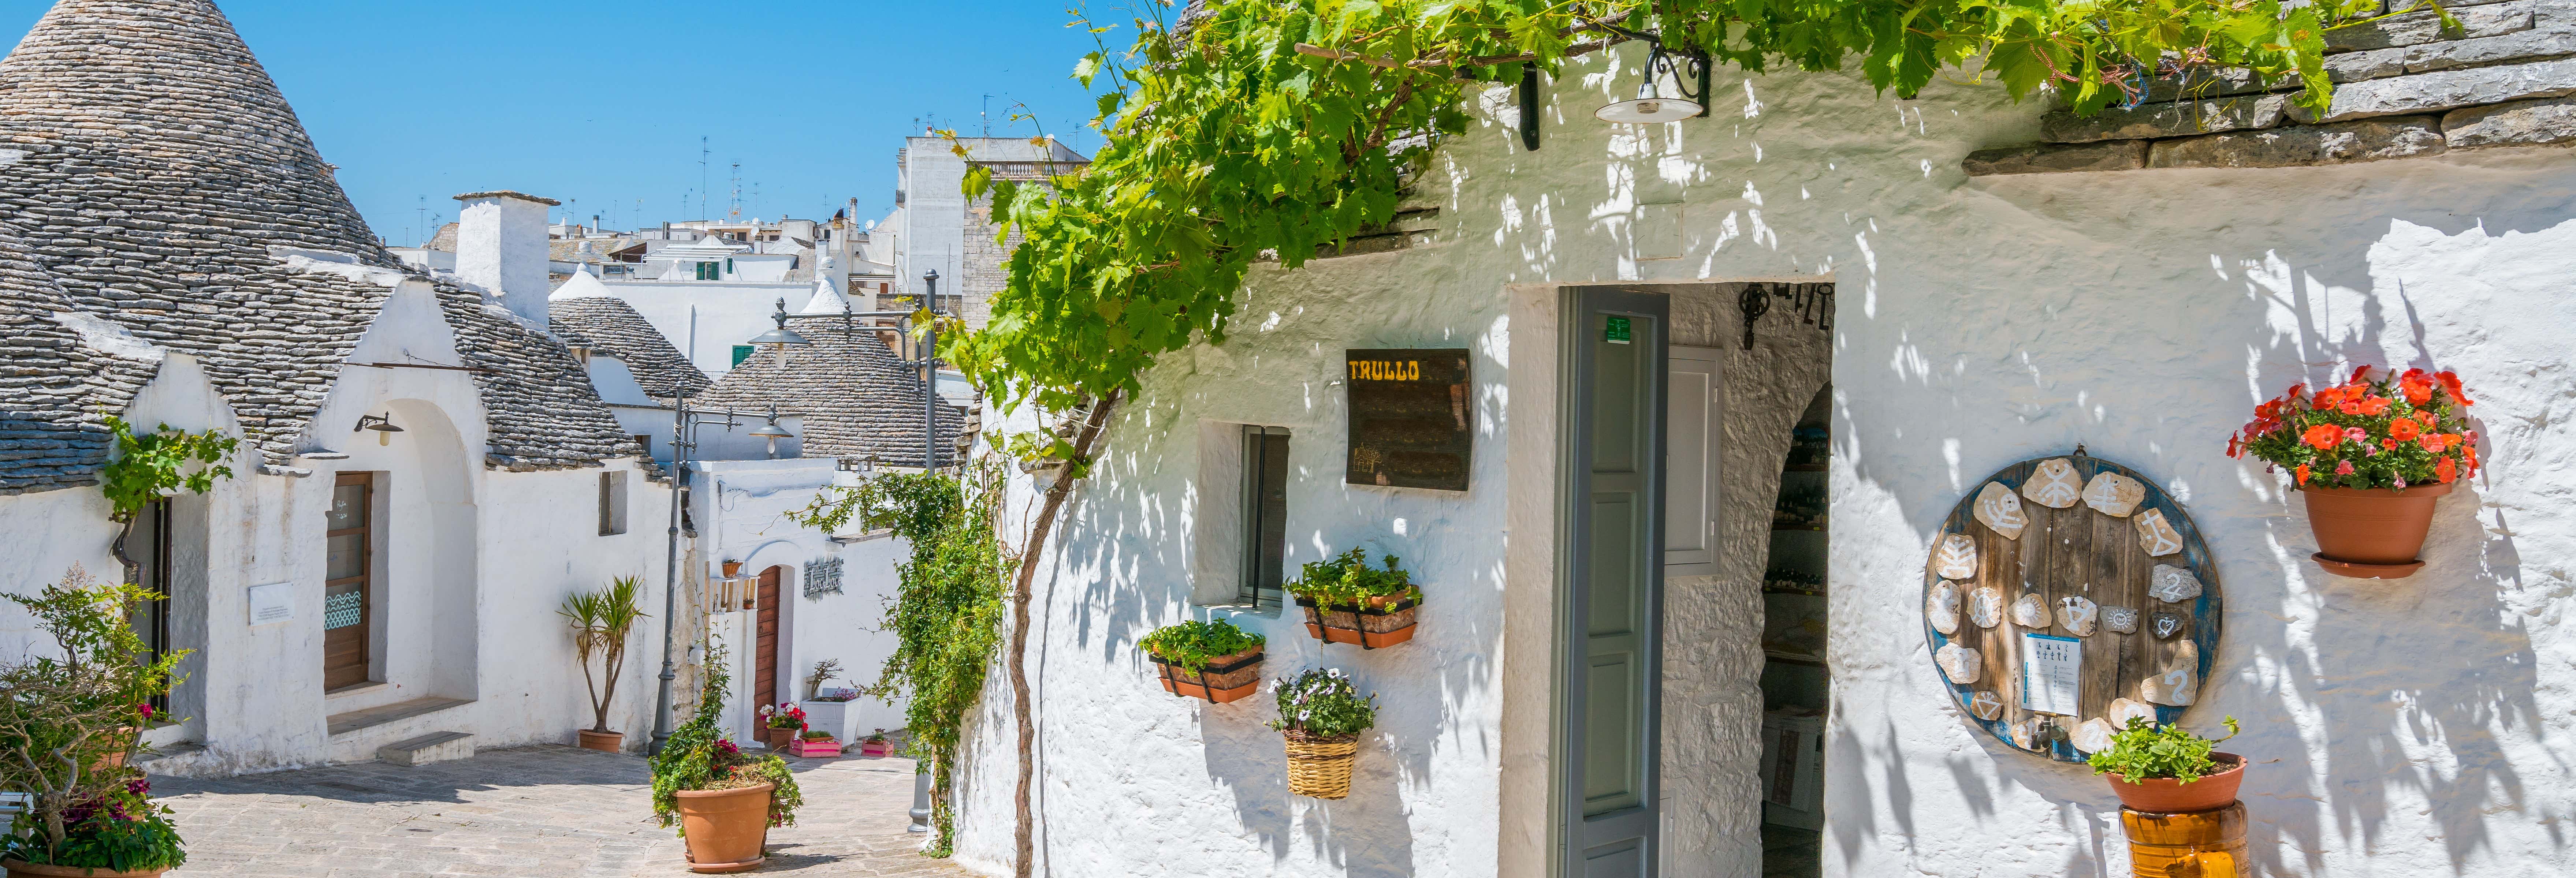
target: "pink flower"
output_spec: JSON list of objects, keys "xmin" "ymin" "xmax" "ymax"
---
[
  {"xmin": 2335, "ymin": 460, "xmax": 2355, "ymax": 476},
  {"xmin": 2419, "ymin": 434, "xmax": 2447, "ymax": 453},
  {"xmin": 2344, "ymin": 427, "xmax": 2368, "ymax": 445}
]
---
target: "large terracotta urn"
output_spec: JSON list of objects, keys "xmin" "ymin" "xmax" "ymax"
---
[
  {"xmin": 674, "ymin": 782, "xmax": 773, "ymax": 873},
  {"xmin": 3, "ymin": 861, "xmax": 168, "ymax": 878},
  {"xmin": 2300, "ymin": 482, "xmax": 2451, "ymax": 578}
]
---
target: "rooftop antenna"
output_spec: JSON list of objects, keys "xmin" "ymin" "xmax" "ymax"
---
[
  {"xmin": 729, "ymin": 162, "xmax": 742, "ymax": 221},
  {"xmin": 414, "ymin": 195, "xmax": 426, "ymax": 247},
  {"xmin": 698, "ymin": 136, "xmax": 711, "ymax": 221},
  {"xmin": 982, "ymin": 94, "xmax": 993, "ymax": 137}
]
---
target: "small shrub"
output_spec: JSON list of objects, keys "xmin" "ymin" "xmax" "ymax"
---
[
  {"xmin": 1265, "ymin": 668, "xmax": 1377, "ymax": 739},
  {"xmin": 650, "ymin": 647, "xmax": 804, "ymax": 831},
  {"xmin": 2088, "ymin": 716, "xmax": 2241, "ymax": 784},
  {"xmin": 1137, "ymin": 619, "xmax": 1265, "ymax": 670}
]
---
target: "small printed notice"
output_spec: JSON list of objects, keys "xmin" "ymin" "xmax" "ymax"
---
[
  {"xmin": 247, "ymin": 582, "xmax": 293, "ymax": 626},
  {"xmin": 1605, "ymin": 315, "xmax": 1633, "ymax": 344},
  {"xmin": 2021, "ymin": 633, "xmax": 2083, "ymax": 716}
]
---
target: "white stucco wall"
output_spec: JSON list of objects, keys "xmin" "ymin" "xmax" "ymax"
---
[
  {"xmin": 592, "ymin": 279, "xmax": 816, "ymax": 376},
  {"xmin": 952, "ymin": 44, "xmax": 2576, "ymax": 878}
]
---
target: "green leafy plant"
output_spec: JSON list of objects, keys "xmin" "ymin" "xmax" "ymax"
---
[
  {"xmin": 97, "ymin": 416, "xmax": 237, "ymax": 525},
  {"xmin": 2088, "ymin": 716, "xmax": 2241, "ymax": 784},
  {"xmin": 785, "ymin": 462, "xmax": 1012, "ymax": 856},
  {"xmin": 1283, "ymin": 548, "xmax": 1418, "ymax": 610},
  {"xmin": 0, "ymin": 566, "xmax": 190, "ymax": 871},
  {"xmin": 1266, "ymin": 668, "xmax": 1378, "ymax": 739},
  {"xmin": 2230, "ymin": 366, "xmax": 2479, "ymax": 490},
  {"xmin": 559, "ymin": 576, "xmax": 649, "ymax": 735},
  {"xmin": 1138, "ymin": 619, "xmax": 1266, "ymax": 670},
  {"xmin": 649, "ymin": 645, "xmax": 805, "ymax": 832},
  {"xmin": 952, "ymin": 0, "xmax": 2408, "ymax": 415}
]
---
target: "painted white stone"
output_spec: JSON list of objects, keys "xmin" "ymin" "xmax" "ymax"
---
[
  {"xmin": 2150, "ymin": 564, "xmax": 2205, "ymax": 604},
  {"xmin": 2135, "ymin": 508, "xmax": 2185, "ymax": 556},
  {"xmin": 1926, "ymin": 580, "xmax": 1962, "ymax": 635},
  {"xmin": 2058, "ymin": 596, "xmax": 2099, "ymax": 636},
  {"xmin": 2010, "ymin": 592, "xmax": 2051, "ymax": 628},
  {"xmin": 2008, "ymin": 717, "xmax": 2044, "ymax": 750},
  {"xmin": 2143, "ymin": 643, "xmax": 2201, "ymax": 706},
  {"xmin": 2151, "ymin": 611, "xmax": 2191, "ymax": 641},
  {"xmin": 1968, "ymin": 690, "xmax": 2004, "ymax": 721},
  {"xmin": 2020, "ymin": 458, "xmax": 2082, "ymax": 508},
  {"xmin": 1973, "ymin": 482, "xmax": 2028, "ymax": 539},
  {"xmin": 1936, "ymin": 643, "xmax": 1982, "ymax": 685},
  {"xmin": 2082, "ymin": 472, "xmax": 2147, "ymax": 517},
  {"xmin": 1968, "ymin": 586, "xmax": 2005, "ymax": 628},
  {"xmin": 2106, "ymin": 697, "xmax": 2159, "ymax": 732},
  {"xmin": 1932, "ymin": 534, "xmax": 1978, "ymax": 580},
  {"xmin": 2103, "ymin": 605, "xmax": 2140, "ymax": 634},
  {"xmin": 2071, "ymin": 717, "xmax": 2119, "ymax": 755}
]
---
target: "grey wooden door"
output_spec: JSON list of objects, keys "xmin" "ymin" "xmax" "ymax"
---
[{"xmin": 1556, "ymin": 287, "xmax": 1668, "ymax": 877}]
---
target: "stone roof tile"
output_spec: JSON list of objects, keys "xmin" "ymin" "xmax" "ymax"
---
[
  {"xmin": 549, "ymin": 296, "xmax": 713, "ymax": 399},
  {"xmin": 691, "ymin": 316, "xmax": 969, "ymax": 468}
]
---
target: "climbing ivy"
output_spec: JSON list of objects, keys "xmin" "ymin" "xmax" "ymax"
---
[
  {"xmin": 97, "ymin": 416, "xmax": 237, "ymax": 525},
  {"xmin": 786, "ymin": 462, "xmax": 1011, "ymax": 856},
  {"xmin": 950, "ymin": 0, "xmax": 2414, "ymax": 412}
]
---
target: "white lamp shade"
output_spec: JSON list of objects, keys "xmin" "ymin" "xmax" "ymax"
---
[{"xmin": 1596, "ymin": 80, "xmax": 1701, "ymax": 124}]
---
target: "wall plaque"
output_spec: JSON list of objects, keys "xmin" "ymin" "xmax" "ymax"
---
[
  {"xmin": 1345, "ymin": 348, "xmax": 1473, "ymax": 492},
  {"xmin": 247, "ymin": 582, "xmax": 293, "ymax": 626}
]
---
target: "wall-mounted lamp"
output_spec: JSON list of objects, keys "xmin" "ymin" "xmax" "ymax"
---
[
  {"xmin": 1592, "ymin": 26, "xmax": 1710, "ymax": 124},
  {"xmin": 354, "ymin": 412, "xmax": 404, "ymax": 446},
  {"xmin": 747, "ymin": 406, "xmax": 796, "ymax": 460}
]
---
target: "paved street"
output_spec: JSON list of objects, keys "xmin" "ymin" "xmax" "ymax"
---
[{"xmin": 153, "ymin": 745, "xmax": 974, "ymax": 877}]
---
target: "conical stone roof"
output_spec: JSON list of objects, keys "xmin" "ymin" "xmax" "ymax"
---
[{"xmin": 0, "ymin": 0, "xmax": 640, "ymax": 474}]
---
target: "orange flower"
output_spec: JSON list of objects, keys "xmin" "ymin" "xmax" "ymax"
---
[
  {"xmin": 2437, "ymin": 371, "xmax": 2473, "ymax": 406},
  {"xmin": 2359, "ymin": 396, "xmax": 2391, "ymax": 415},
  {"xmin": 2295, "ymin": 463, "xmax": 2312, "ymax": 485},
  {"xmin": 2399, "ymin": 370, "xmax": 2434, "ymax": 406},
  {"xmin": 2313, "ymin": 386, "xmax": 2345, "ymax": 408},
  {"xmin": 2338, "ymin": 401, "xmax": 2363, "ymax": 415},
  {"xmin": 2390, "ymin": 419, "xmax": 2421, "ymax": 441},
  {"xmin": 2303, "ymin": 425, "xmax": 2345, "ymax": 451},
  {"xmin": 2436, "ymin": 456, "xmax": 2457, "ymax": 483},
  {"xmin": 2226, "ymin": 433, "xmax": 2242, "ymax": 458},
  {"xmin": 2381, "ymin": 438, "xmax": 2400, "ymax": 451},
  {"xmin": 2414, "ymin": 411, "xmax": 2437, "ymax": 426},
  {"xmin": 2442, "ymin": 433, "xmax": 2463, "ymax": 450},
  {"xmin": 2350, "ymin": 365, "xmax": 2374, "ymax": 385}
]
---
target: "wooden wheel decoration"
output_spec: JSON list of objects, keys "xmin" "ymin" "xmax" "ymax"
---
[{"xmin": 1921, "ymin": 450, "xmax": 2222, "ymax": 763}]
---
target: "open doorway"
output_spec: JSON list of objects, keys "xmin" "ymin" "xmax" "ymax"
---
[{"xmin": 1758, "ymin": 385, "xmax": 1832, "ymax": 878}]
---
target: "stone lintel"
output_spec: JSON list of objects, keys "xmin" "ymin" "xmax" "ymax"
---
[
  {"xmin": 1962, "ymin": 140, "xmax": 2151, "ymax": 176},
  {"xmin": 2442, "ymin": 94, "xmax": 2576, "ymax": 146},
  {"xmin": 2041, "ymin": 94, "xmax": 2289, "ymax": 143},
  {"xmin": 2147, "ymin": 116, "xmax": 2447, "ymax": 168}
]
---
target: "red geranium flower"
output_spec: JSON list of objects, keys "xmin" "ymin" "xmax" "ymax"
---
[
  {"xmin": 2436, "ymin": 371, "xmax": 2473, "ymax": 406},
  {"xmin": 2303, "ymin": 425, "xmax": 2345, "ymax": 451},
  {"xmin": 2350, "ymin": 365, "xmax": 2373, "ymax": 384},
  {"xmin": 2390, "ymin": 419, "xmax": 2421, "ymax": 441},
  {"xmin": 2400, "ymin": 370, "xmax": 2434, "ymax": 406}
]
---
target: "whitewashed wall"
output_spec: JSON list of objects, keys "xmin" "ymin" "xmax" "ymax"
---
[{"xmin": 951, "ymin": 41, "xmax": 2576, "ymax": 878}]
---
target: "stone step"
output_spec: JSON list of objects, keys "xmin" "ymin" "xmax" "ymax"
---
[
  {"xmin": 377, "ymin": 731, "xmax": 475, "ymax": 767},
  {"xmin": 327, "ymin": 696, "xmax": 474, "ymax": 737}
]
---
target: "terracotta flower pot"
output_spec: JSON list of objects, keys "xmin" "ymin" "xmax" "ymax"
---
[
  {"xmin": 2105, "ymin": 753, "xmax": 2246, "ymax": 814},
  {"xmin": 1150, "ymin": 647, "xmax": 1265, "ymax": 703},
  {"xmin": 674, "ymin": 782, "xmax": 773, "ymax": 874},
  {"xmin": 1297, "ymin": 596, "xmax": 1420, "ymax": 649},
  {"xmin": 2301, "ymin": 482, "xmax": 2452, "ymax": 578},
  {"xmin": 763, "ymin": 726, "xmax": 801, "ymax": 751},
  {"xmin": 3, "ymin": 859, "xmax": 168, "ymax": 878},
  {"xmin": 577, "ymin": 729, "xmax": 623, "ymax": 753}
]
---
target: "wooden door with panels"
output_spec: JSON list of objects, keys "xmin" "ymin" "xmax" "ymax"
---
[
  {"xmin": 756, "ymin": 567, "xmax": 782, "ymax": 715},
  {"xmin": 323, "ymin": 472, "xmax": 374, "ymax": 690}
]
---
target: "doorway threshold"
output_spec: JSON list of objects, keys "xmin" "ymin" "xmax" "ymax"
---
[{"xmin": 327, "ymin": 696, "xmax": 474, "ymax": 738}]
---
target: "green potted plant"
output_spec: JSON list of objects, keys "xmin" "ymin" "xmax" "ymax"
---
[
  {"xmin": 1138, "ymin": 620, "xmax": 1266, "ymax": 703},
  {"xmin": 2229, "ymin": 366, "xmax": 2479, "ymax": 578},
  {"xmin": 0, "ymin": 566, "xmax": 190, "ymax": 878},
  {"xmin": 1284, "ymin": 549, "xmax": 1422, "ymax": 649},
  {"xmin": 1267, "ymin": 668, "xmax": 1377, "ymax": 800},
  {"xmin": 560, "ymin": 576, "xmax": 649, "ymax": 753},
  {"xmin": 651, "ymin": 646, "xmax": 804, "ymax": 873},
  {"xmin": 757, "ymin": 703, "xmax": 807, "ymax": 752},
  {"xmin": 2088, "ymin": 716, "xmax": 2245, "ymax": 813}
]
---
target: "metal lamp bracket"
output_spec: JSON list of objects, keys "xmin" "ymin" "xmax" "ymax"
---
[{"xmin": 1593, "ymin": 22, "xmax": 1713, "ymax": 119}]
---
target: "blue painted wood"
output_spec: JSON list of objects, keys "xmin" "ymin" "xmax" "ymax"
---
[{"xmin": 1920, "ymin": 452, "xmax": 2223, "ymax": 764}]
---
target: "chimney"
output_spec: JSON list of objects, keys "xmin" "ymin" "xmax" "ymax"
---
[{"xmin": 453, "ymin": 190, "xmax": 561, "ymax": 326}]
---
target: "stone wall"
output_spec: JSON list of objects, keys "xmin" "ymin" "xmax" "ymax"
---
[{"xmin": 1968, "ymin": 0, "xmax": 2576, "ymax": 174}]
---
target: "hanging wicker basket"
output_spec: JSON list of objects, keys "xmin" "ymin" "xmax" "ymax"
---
[
  {"xmin": 1150, "ymin": 648, "xmax": 1265, "ymax": 703},
  {"xmin": 1296, "ymin": 595, "xmax": 1420, "ymax": 649},
  {"xmin": 1283, "ymin": 730, "xmax": 1361, "ymax": 799}
]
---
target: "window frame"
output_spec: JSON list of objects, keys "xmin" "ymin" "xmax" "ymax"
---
[
  {"xmin": 598, "ymin": 470, "xmax": 629, "ymax": 536},
  {"xmin": 1236, "ymin": 425, "xmax": 1292, "ymax": 609}
]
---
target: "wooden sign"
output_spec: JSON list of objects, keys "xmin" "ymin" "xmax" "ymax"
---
[
  {"xmin": 1345, "ymin": 348, "xmax": 1473, "ymax": 492},
  {"xmin": 1920, "ymin": 452, "xmax": 2222, "ymax": 763}
]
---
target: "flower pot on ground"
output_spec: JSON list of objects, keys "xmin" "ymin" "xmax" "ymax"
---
[
  {"xmin": 1284, "ymin": 549, "xmax": 1422, "ymax": 650},
  {"xmin": 2090, "ymin": 716, "xmax": 2245, "ymax": 813},
  {"xmin": 2230, "ymin": 366, "xmax": 2480, "ymax": 579},
  {"xmin": 652, "ymin": 646, "xmax": 804, "ymax": 873},
  {"xmin": 1138, "ymin": 620, "xmax": 1266, "ymax": 703},
  {"xmin": 3, "ymin": 859, "xmax": 170, "ymax": 878},
  {"xmin": 858, "ymin": 729, "xmax": 894, "ymax": 757},
  {"xmin": 0, "ymin": 568, "xmax": 189, "ymax": 877},
  {"xmin": 790, "ymin": 732, "xmax": 842, "ymax": 759},
  {"xmin": 1268, "ymin": 668, "xmax": 1378, "ymax": 800},
  {"xmin": 758, "ymin": 702, "xmax": 808, "ymax": 751},
  {"xmin": 560, "ymin": 576, "xmax": 649, "ymax": 753}
]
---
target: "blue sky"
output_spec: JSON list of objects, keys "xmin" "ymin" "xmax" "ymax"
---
[{"xmin": 2, "ymin": 1, "xmax": 1124, "ymax": 246}]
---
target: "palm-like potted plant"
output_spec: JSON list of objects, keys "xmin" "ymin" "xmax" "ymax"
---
[
  {"xmin": 2088, "ymin": 716, "xmax": 2245, "ymax": 813},
  {"xmin": 2230, "ymin": 366, "xmax": 2479, "ymax": 578},
  {"xmin": 1267, "ymin": 668, "xmax": 1378, "ymax": 799},
  {"xmin": 1285, "ymin": 549, "xmax": 1422, "ymax": 649},
  {"xmin": 0, "ymin": 566, "xmax": 189, "ymax": 878},
  {"xmin": 1138, "ymin": 620, "xmax": 1266, "ymax": 703},
  {"xmin": 560, "ymin": 576, "xmax": 649, "ymax": 753},
  {"xmin": 651, "ymin": 646, "xmax": 804, "ymax": 873}
]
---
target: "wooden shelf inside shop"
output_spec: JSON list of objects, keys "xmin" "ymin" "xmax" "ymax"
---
[
  {"xmin": 1762, "ymin": 586, "xmax": 1826, "ymax": 598},
  {"xmin": 1782, "ymin": 464, "xmax": 1827, "ymax": 472},
  {"xmin": 1764, "ymin": 650, "xmax": 1827, "ymax": 667},
  {"xmin": 1772, "ymin": 524, "xmax": 1826, "ymax": 532}
]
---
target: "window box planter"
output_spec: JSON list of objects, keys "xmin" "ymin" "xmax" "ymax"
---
[
  {"xmin": 799, "ymin": 698, "xmax": 863, "ymax": 743},
  {"xmin": 858, "ymin": 737, "xmax": 896, "ymax": 757},
  {"xmin": 1296, "ymin": 595, "xmax": 1419, "ymax": 650},
  {"xmin": 1151, "ymin": 647, "xmax": 1265, "ymax": 703}
]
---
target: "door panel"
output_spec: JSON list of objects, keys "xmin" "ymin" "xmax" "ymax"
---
[
  {"xmin": 323, "ymin": 474, "xmax": 373, "ymax": 691},
  {"xmin": 756, "ymin": 568, "xmax": 782, "ymax": 714},
  {"xmin": 1557, "ymin": 288, "xmax": 1668, "ymax": 878}
]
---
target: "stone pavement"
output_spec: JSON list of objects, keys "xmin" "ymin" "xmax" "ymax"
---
[{"xmin": 152, "ymin": 745, "xmax": 976, "ymax": 877}]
